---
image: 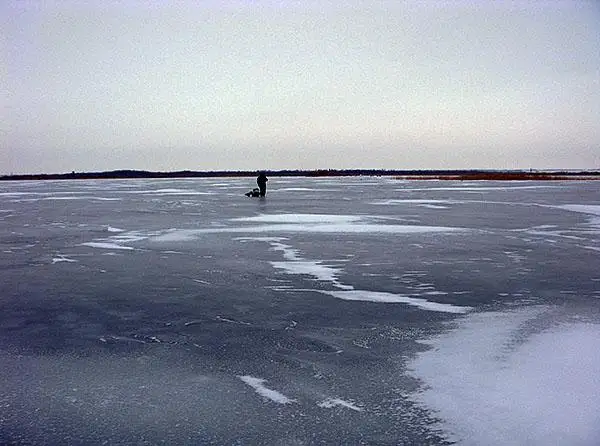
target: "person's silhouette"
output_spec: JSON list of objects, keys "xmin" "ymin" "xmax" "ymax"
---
[{"xmin": 257, "ymin": 172, "xmax": 268, "ymax": 197}]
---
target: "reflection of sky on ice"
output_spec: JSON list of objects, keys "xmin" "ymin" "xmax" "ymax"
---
[{"xmin": 408, "ymin": 308, "xmax": 600, "ymax": 446}]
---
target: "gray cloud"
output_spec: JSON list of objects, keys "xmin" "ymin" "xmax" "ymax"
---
[{"xmin": 3, "ymin": 0, "xmax": 599, "ymax": 174}]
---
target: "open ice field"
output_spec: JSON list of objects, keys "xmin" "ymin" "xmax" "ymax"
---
[{"xmin": 1, "ymin": 176, "xmax": 599, "ymax": 445}]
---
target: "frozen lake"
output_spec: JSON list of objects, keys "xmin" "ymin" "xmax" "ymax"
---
[{"xmin": 1, "ymin": 176, "xmax": 599, "ymax": 445}]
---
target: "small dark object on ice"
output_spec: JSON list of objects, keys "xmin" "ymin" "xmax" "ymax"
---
[{"xmin": 245, "ymin": 188, "xmax": 261, "ymax": 197}]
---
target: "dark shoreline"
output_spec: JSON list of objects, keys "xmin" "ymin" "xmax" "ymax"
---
[{"xmin": 1, "ymin": 169, "xmax": 599, "ymax": 182}]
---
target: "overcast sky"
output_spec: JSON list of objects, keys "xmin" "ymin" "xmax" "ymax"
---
[{"xmin": 3, "ymin": 1, "xmax": 600, "ymax": 174}]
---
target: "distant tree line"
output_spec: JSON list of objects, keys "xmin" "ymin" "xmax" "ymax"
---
[{"xmin": 0, "ymin": 169, "xmax": 598, "ymax": 181}]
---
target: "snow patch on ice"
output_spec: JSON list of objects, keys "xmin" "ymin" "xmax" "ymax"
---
[
  {"xmin": 241, "ymin": 238, "xmax": 465, "ymax": 310},
  {"xmin": 106, "ymin": 226, "xmax": 124, "ymax": 232},
  {"xmin": 238, "ymin": 376, "xmax": 296, "ymax": 404},
  {"xmin": 420, "ymin": 204, "xmax": 449, "ymax": 209},
  {"xmin": 109, "ymin": 233, "xmax": 149, "ymax": 243},
  {"xmin": 318, "ymin": 398, "xmax": 363, "ymax": 411},
  {"xmin": 408, "ymin": 307, "xmax": 600, "ymax": 445},
  {"xmin": 151, "ymin": 229, "xmax": 197, "ymax": 242},
  {"xmin": 148, "ymin": 213, "xmax": 465, "ymax": 242},
  {"xmin": 556, "ymin": 204, "xmax": 600, "ymax": 231},
  {"xmin": 271, "ymin": 261, "xmax": 353, "ymax": 290},
  {"xmin": 51, "ymin": 255, "xmax": 78, "ymax": 264},
  {"xmin": 268, "ymin": 241, "xmax": 302, "ymax": 261},
  {"xmin": 257, "ymin": 240, "xmax": 351, "ymax": 289},
  {"xmin": 556, "ymin": 204, "xmax": 600, "ymax": 216},
  {"xmin": 320, "ymin": 290, "xmax": 471, "ymax": 313}
]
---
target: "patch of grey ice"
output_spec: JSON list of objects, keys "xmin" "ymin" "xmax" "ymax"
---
[
  {"xmin": 372, "ymin": 199, "xmax": 453, "ymax": 205},
  {"xmin": 81, "ymin": 242, "xmax": 134, "ymax": 250}
]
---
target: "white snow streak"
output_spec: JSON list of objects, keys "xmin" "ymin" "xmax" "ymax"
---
[
  {"xmin": 51, "ymin": 256, "xmax": 77, "ymax": 264},
  {"xmin": 238, "ymin": 376, "xmax": 296, "ymax": 404},
  {"xmin": 318, "ymin": 398, "xmax": 363, "ymax": 411},
  {"xmin": 320, "ymin": 290, "xmax": 471, "ymax": 313}
]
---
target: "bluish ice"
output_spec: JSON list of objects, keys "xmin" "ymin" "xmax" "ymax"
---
[{"xmin": 1, "ymin": 177, "xmax": 599, "ymax": 445}]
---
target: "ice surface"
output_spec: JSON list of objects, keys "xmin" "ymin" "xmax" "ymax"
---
[
  {"xmin": 320, "ymin": 290, "xmax": 471, "ymax": 313},
  {"xmin": 238, "ymin": 376, "xmax": 296, "ymax": 404},
  {"xmin": 408, "ymin": 307, "xmax": 600, "ymax": 445},
  {"xmin": 1, "ymin": 177, "xmax": 598, "ymax": 444}
]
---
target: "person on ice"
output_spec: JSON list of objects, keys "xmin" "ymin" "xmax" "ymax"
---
[
  {"xmin": 256, "ymin": 171, "xmax": 268, "ymax": 197},
  {"xmin": 245, "ymin": 188, "xmax": 261, "ymax": 197}
]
